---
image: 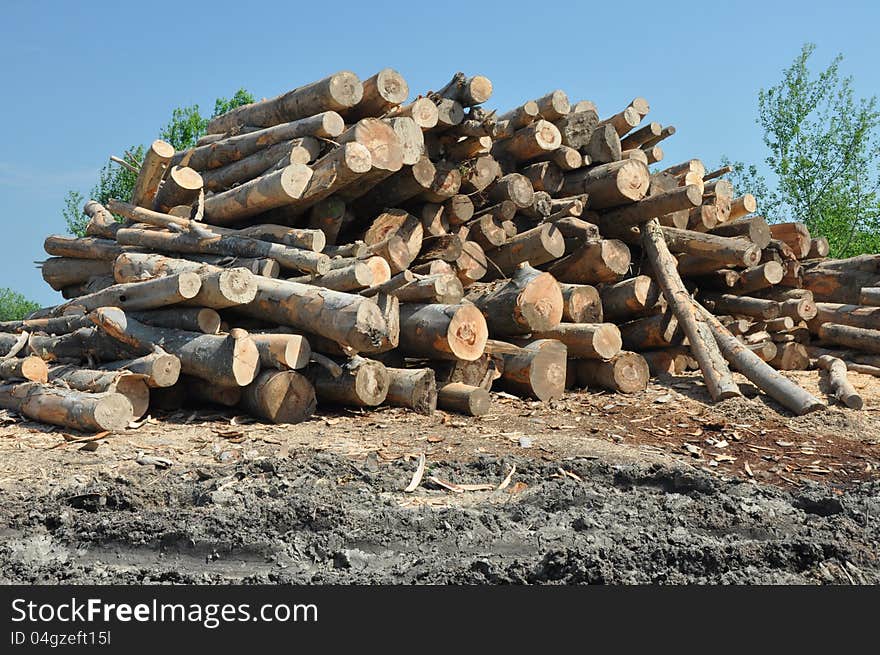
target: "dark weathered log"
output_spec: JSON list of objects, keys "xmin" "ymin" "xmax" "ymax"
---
[
  {"xmin": 0, "ymin": 356, "xmax": 49, "ymax": 382},
  {"xmin": 130, "ymin": 308, "xmax": 221, "ymax": 334},
  {"xmin": 466, "ymin": 266, "xmax": 563, "ymax": 336},
  {"xmin": 92, "ymin": 309, "xmax": 260, "ymax": 387},
  {"xmin": 815, "ymin": 355, "xmax": 862, "ymax": 409},
  {"xmin": 437, "ymin": 383, "xmax": 490, "ymax": 416},
  {"xmin": 307, "ymin": 356, "xmax": 389, "ymax": 407},
  {"xmin": 206, "ymin": 72, "xmax": 362, "ymax": 133},
  {"xmin": 48, "ymin": 365, "xmax": 149, "ymax": 419},
  {"xmin": 694, "ymin": 301, "xmax": 824, "ymax": 415},
  {"xmin": 131, "ymin": 139, "xmax": 174, "ymax": 207},
  {"xmin": 115, "ymin": 227, "xmax": 329, "ymax": 274},
  {"xmin": 486, "ymin": 339, "xmax": 567, "ymax": 401},
  {"xmin": 385, "ymin": 367, "xmax": 437, "ymax": 414},
  {"xmin": 583, "ymin": 123, "xmax": 622, "ymax": 164},
  {"xmin": 530, "ymin": 322, "xmax": 622, "ymax": 359},
  {"xmin": 101, "ymin": 349, "xmax": 181, "ymax": 388},
  {"xmin": 574, "ymin": 351, "xmax": 649, "ymax": 393},
  {"xmin": 397, "ymin": 303, "xmax": 487, "ymax": 361},
  {"xmin": 642, "ymin": 219, "xmax": 740, "ymax": 400},
  {"xmin": 553, "ymin": 108, "xmax": 599, "ymax": 150},
  {"xmin": 546, "ymin": 239, "xmax": 631, "ymax": 284},
  {"xmin": 600, "ymin": 276, "xmax": 662, "ymax": 321},
  {"xmin": 559, "ymin": 283, "xmax": 602, "ymax": 323},
  {"xmin": 0, "ymin": 382, "xmax": 133, "ymax": 432},
  {"xmin": 242, "ymin": 370, "xmax": 316, "ymax": 423},
  {"xmin": 561, "ymin": 159, "xmax": 649, "ymax": 208}
]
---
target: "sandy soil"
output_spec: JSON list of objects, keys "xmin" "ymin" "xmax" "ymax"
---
[{"xmin": 1, "ymin": 369, "xmax": 878, "ymax": 584}]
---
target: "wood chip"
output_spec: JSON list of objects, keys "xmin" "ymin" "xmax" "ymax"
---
[{"xmin": 404, "ymin": 453, "xmax": 426, "ymax": 493}]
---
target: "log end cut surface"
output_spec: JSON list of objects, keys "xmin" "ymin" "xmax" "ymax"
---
[{"xmin": 447, "ymin": 304, "xmax": 489, "ymax": 361}]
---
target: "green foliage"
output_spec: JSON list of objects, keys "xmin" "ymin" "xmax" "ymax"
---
[
  {"xmin": 63, "ymin": 89, "xmax": 254, "ymax": 236},
  {"xmin": 725, "ymin": 43, "xmax": 880, "ymax": 257},
  {"xmin": 0, "ymin": 287, "xmax": 40, "ymax": 321}
]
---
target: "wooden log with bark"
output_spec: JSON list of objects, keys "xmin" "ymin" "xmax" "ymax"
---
[
  {"xmin": 0, "ymin": 383, "xmax": 133, "ymax": 432},
  {"xmin": 307, "ymin": 356, "xmax": 389, "ymax": 407},
  {"xmin": 466, "ymin": 266, "xmax": 563, "ymax": 336},
  {"xmin": 241, "ymin": 370, "xmax": 316, "ymax": 423},
  {"xmin": 573, "ymin": 351, "xmax": 649, "ymax": 393},
  {"xmin": 384, "ymin": 367, "xmax": 437, "ymax": 414},
  {"xmin": 486, "ymin": 338, "xmax": 567, "ymax": 401},
  {"xmin": 437, "ymin": 383, "xmax": 491, "ymax": 415},
  {"xmin": 815, "ymin": 354, "xmax": 863, "ymax": 409}
]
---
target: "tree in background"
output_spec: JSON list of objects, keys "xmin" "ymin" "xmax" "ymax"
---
[
  {"xmin": 0, "ymin": 287, "xmax": 40, "ymax": 321},
  {"xmin": 725, "ymin": 43, "xmax": 880, "ymax": 257},
  {"xmin": 62, "ymin": 88, "xmax": 254, "ymax": 236}
]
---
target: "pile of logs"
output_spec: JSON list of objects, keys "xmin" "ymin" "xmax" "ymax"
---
[{"xmin": 2, "ymin": 67, "xmax": 873, "ymax": 432}]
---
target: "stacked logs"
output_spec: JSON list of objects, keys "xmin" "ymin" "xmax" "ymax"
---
[{"xmin": 5, "ymin": 67, "xmax": 872, "ymax": 433}]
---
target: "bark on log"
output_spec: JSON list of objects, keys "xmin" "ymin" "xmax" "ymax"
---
[
  {"xmin": 202, "ymin": 164, "xmax": 313, "ymax": 224},
  {"xmin": 48, "ymin": 365, "xmax": 149, "ymax": 419},
  {"xmin": 561, "ymin": 159, "xmax": 649, "ymax": 208},
  {"xmin": 574, "ymin": 351, "xmax": 649, "ymax": 393},
  {"xmin": 0, "ymin": 383, "xmax": 133, "ymax": 432},
  {"xmin": 663, "ymin": 227, "xmax": 762, "ymax": 267},
  {"xmin": 546, "ymin": 239, "xmax": 631, "ymax": 284},
  {"xmin": 0, "ymin": 356, "xmax": 49, "ymax": 383},
  {"xmin": 816, "ymin": 355, "xmax": 863, "ymax": 409},
  {"xmin": 206, "ymin": 72, "xmax": 362, "ymax": 133},
  {"xmin": 131, "ymin": 140, "xmax": 174, "ymax": 207},
  {"xmin": 398, "ymin": 303, "xmax": 488, "ymax": 361},
  {"xmin": 619, "ymin": 313, "xmax": 680, "ymax": 349},
  {"xmin": 559, "ymin": 283, "xmax": 602, "ymax": 323},
  {"xmin": 702, "ymin": 294, "xmax": 780, "ymax": 320},
  {"xmin": 92, "ymin": 309, "xmax": 260, "ymax": 387},
  {"xmin": 483, "ymin": 223, "xmax": 565, "ymax": 276},
  {"xmin": 341, "ymin": 68, "xmax": 408, "ymax": 121},
  {"xmin": 153, "ymin": 166, "xmax": 203, "ymax": 213},
  {"xmin": 465, "ymin": 266, "xmax": 563, "ymax": 336},
  {"xmin": 486, "ymin": 338, "xmax": 567, "ymax": 401},
  {"xmin": 620, "ymin": 122, "xmax": 661, "ymax": 150},
  {"xmin": 53, "ymin": 272, "xmax": 203, "ymax": 316},
  {"xmin": 385, "ymin": 367, "xmax": 437, "ymax": 414},
  {"xmin": 437, "ymin": 383, "xmax": 490, "ymax": 416},
  {"xmin": 130, "ymin": 308, "xmax": 221, "ymax": 334},
  {"xmin": 241, "ymin": 370, "xmax": 316, "ymax": 423},
  {"xmin": 600, "ymin": 276, "xmax": 662, "ymax": 321},
  {"xmin": 583, "ymin": 123, "xmax": 622, "ymax": 165},
  {"xmin": 818, "ymin": 323, "xmax": 880, "ymax": 354},
  {"xmin": 307, "ymin": 356, "xmax": 389, "ymax": 407},
  {"xmin": 41, "ymin": 258, "xmax": 114, "ymax": 291},
  {"xmin": 769, "ymin": 222, "xmax": 811, "ymax": 259},
  {"xmin": 553, "ymin": 109, "xmax": 599, "ymax": 149},
  {"xmin": 530, "ymin": 322, "xmax": 622, "ymax": 359},
  {"xmin": 101, "ymin": 349, "xmax": 181, "ymax": 388},
  {"xmin": 44, "ymin": 235, "xmax": 125, "ymax": 261}
]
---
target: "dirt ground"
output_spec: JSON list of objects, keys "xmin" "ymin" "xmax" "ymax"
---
[{"xmin": 1, "ymin": 369, "xmax": 878, "ymax": 584}]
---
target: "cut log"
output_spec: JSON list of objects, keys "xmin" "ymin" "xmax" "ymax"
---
[
  {"xmin": 553, "ymin": 108, "xmax": 599, "ymax": 149},
  {"xmin": 460, "ymin": 155, "xmax": 501, "ymax": 194},
  {"xmin": 694, "ymin": 301, "xmax": 824, "ymax": 415},
  {"xmin": 84, "ymin": 200, "xmax": 122, "ymax": 240},
  {"xmin": 386, "ymin": 97, "xmax": 439, "ymax": 130},
  {"xmin": 769, "ymin": 342, "xmax": 810, "ymax": 370},
  {"xmin": 663, "ymin": 227, "xmax": 762, "ymax": 268},
  {"xmin": 574, "ymin": 351, "xmax": 649, "ymax": 393},
  {"xmin": 534, "ymin": 90, "xmax": 570, "ymax": 121},
  {"xmin": 385, "ymin": 367, "xmax": 437, "ymax": 414},
  {"xmin": 206, "ymin": 72, "xmax": 362, "ymax": 133},
  {"xmin": 779, "ymin": 298, "xmax": 818, "ymax": 322},
  {"xmin": 130, "ymin": 308, "xmax": 221, "ymax": 334},
  {"xmin": 0, "ymin": 356, "xmax": 49, "ymax": 383},
  {"xmin": 242, "ymin": 370, "xmax": 316, "ymax": 423},
  {"xmin": 807, "ymin": 237, "xmax": 830, "ymax": 259},
  {"xmin": 803, "ymin": 268, "xmax": 880, "ymax": 304},
  {"xmin": 487, "ymin": 338, "xmax": 567, "ymax": 401},
  {"xmin": 601, "ymin": 106, "xmax": 640, "ymax": 138},
  {"xmin": 92, "ymin": 309, "xmax": 260, "ymax": 387},
  {"xmin": 434, "ymin": 98, "xmax": 465, "ymax": 129},
  {"xmin": 293, "ymin": 261, "xmax": 375, "ymax": 291},
  {"xmin": 702, "ymin": 294, "xmax": 780, "ymax": 320},
  {"xmin": 729, "ymin": 194, "xmax": 758, "ymax": 221},
  {"xmin": 393, "ymin": 273, "xmax": 463, "ymax": 304},
  {"xmin": 202, "ymin": 164, "xmax": 315, "ymax": 224},
  {"xmin": 818, "ymin": 323, "xmax": 880, "ymax": 354},
  {"xmin": 483, "ymin": 223, "xmax": 565, "ymax": 276},
  {"xmin": 620, "ymin": 122, "xmax": 661, "ymax": 150},
  {"xmin": 0, "ymin": 383, "xmax": 133, "ymax": 432},
  {"xmin": 486, "ymin": 173, "xmax": 535, "ymax": 208},
  {"xmin": 583, "ymin": 123, "xmax": 622, "ymax": 164},
  {"xmin": 439, "ymin": 72, "xmax": 493, "ymax": 107},
  {"xmin": 309, "ymin": 196, "xmax": 348, "ymax": 245},
  {"xmin": 491, "ymin": 120, "xmax": 561, "ymax": 163},
  {"xmin": 48, "ymin": 365, "xmax": 149, "ymax": 419},
  {"xmin": 466, "ymin": 266, "xmax": 563, "ymax": 336},
  {"xmin": 561, "ymin": 159, "xmax": 649, "ymax": 208},
  {"xmin": 101, "ymin": 349, "xmax": 181, "ymax": 388},
  {"xmin": 641, "ymin": 219, "xmax": 740, "ymax": 400},
  {"xmin": 598, "ymin": 185, "xmax": 703, "ymax": 230},
  {"xmin": 153, "ymin": 166, "xmax": 203, "ymax": 213},
  {"xmin": 200, "ymin": 139, "xmax": 315, "ymax": 192},
  {"xmin": 44, "ymin": 235, "xmax": 125, "ymax": 261},
  {"xmin": 115, "ymin": 227, "xmax": 329, "ymax": 274},
  {"xmin": 619, "ymin": 313, "xmax": 679, "ymax": 349},
  {"xmin": 600, "ymin": 276, "xmax": 662, "ymax": 321},
  {"xmin": 341, "ymin": 68, "xmax": 408, "ymax": 120},
  {"xmin": 520, "ymin": 161, "xmax": 564, "ymax": 194},
  {"xmin": 398, "ymin": 303, "xmax": 488, "ymax": 361},
  {"xmin": 530, "ymin": 322, "xmax": 622, "ymax": 359},
  {"xmin": 559, "ymin": 283, "xmax": 602, "ymax": 323},
  {"xmin": 815, "ymin": 355, "xmax": 862, "ymax": 409},
  {"xmin": 546, "ymin": 239, "xmax": 631, "ymax": 284},
  {"xmin": 437, "ymin": 383, "xmax": 490, "ymax": 416},
  {"xmin": 131, "ymin": 139, "xmax": 174, "ymax": 207},
  {"xmin": 860, "ymin": 288, "xmax": 880, "ymax": 307},
  {"xmin": 307, "ymin": 356, "xmax": 389, "ymax": 407},
  {"xmin": 454, "ymin": 240, "xmax": 488, "ymax": 287},
  {"xmin": 41, "ymin": 258, "xmax": 114, "ymax": 291},
  {"xmin": 52, "ymin": 272, "xmax": 202, "ymax": 316},
  {"xmin": 250, "ymin": 333, "xmax": 311, "ymax": 370},
  {"xmin": 498, "ymin": 100, "xmax": 540, "ymax": 129},
  {"xmin": 769, "ymin": 222, "xmax": 811, "ymax": 259},
  {"xmin": 730, "ymin": 262, "xmax": 784, "ymax": 294}
]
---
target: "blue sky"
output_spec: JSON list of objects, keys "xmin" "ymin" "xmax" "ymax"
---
[{"xmin": 1, "ymin": 0, "xmax": 878, "ymax": 305}]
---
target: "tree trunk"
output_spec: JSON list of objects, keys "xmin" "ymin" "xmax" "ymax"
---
[
  {"xmin": 307, "ymin": 356, "xmax": 389, "ymax": 407},
  {"xmin": 0, "ymin": 356, "xmax": 49, "ymax": 382},
  {"xmin": 597, "ymin": 185, "xmax": 703, "ymax": 230},
  {"xmin": 241, "ymin": 370, "xmax": 316, "ymax": 423},
  {"xmin": 561, "ymin": 160, "xmax": 649, "ymax": 208},
  {"xmin": 131, "ymin": 140, "xmax": 175, "ymax": 207},
  {"xmin": 707, "ymin": 215, "xmax": 771, "ymax": 248},
  {"xmin": 0, "ymin": 382, "xmax": 133, "ymax": 432},
  {"xmin": 530, "ymin": 322, "xmax": 622, "ymax": 359},
  {"xmin": 206, "ymin": 72, "xmax": 362, "ymax": 133},
  {"xmin": 619, "ymin": 313, "xmax": 680, "ymax": 349},
  {"xmin": 130, "ymin": 308, "xmax": 221, "ymax": 334},
  {"xmin": 341, "ymin": 68, "xmax": 409, "ymax": 121},
  {"xmin": 153, "ymin": 166, "xmax": 203, "ymax": 213},
  {"xmin": 663, "ymin": 227, "xmax": 762, "ymax": 267},
  {"xmin": 546, "ymin": 239, "xmax": 631, "ymax": 284},
  {"xmin": 201, "ymin": 164, "xmax": 314, "ymax": 224},
  {"xmin": 398, "ymin": 303, "xmax": 488, "ymax": 361},
  {"xmin": 437, "ymin": 383, "xmax": 491, "ymax": 416},
  {"xmin": 385, "ymin": 367, "xmax": 437, "ymax": 414},
  {"xmin": 48, "ymin": 365, "xmax": 149, "ymax": 419},
  {"xmin": 41, "ymin": 258, "xmax": 115, "ymax": 291},
  {"xmin": 574, "ymin": 351, "xmax": 649, "ymax": 393},
  {"xmin": 559, "ymin": 283, "xmax": 602, "ymax": 323},
  {"xmin": 466, "ymin": 266, "xmax": 563, "ymax": 336},
  {"xmin": 620, "ymin": 122, "xmax": 662, "ymax": 150},
  {"xmin": 701, "ymin": 294, "xmax": 780, "ymax": 320},
  {"xmin": 600, "ymin": 275, "xmax": 662, "ymax": 321},
  {"xmin": 93, "ymin": 309, "xmax": 260, "ymax": 387},
  {"xmin": 816, "ymin": 355, "xmax": 862, "ymax": 409},
  {"xmin": 818, "ymin": 323, "xmax": 880, "ymax": 354},
  {"xmin": 53, "ymin": 272, "xmax": 203, "ymax": 316},
  {"xmin": 769, "ymin": 222, "xmax": 811, "ymax": 259},
  {"xmin": 486, "ymin": 338, "xmax": 567, "ymax": 401},
  {"xmin": 44, "ymin": 235, "xmax": 125, "ymax": 260},
  {"xmin": 483, "ymin": 224, "xmax": 565, "ymax": 277},
  {"xmin": 101, "ymin": 349, "xmax": 181, "ymax": 388},
  {"xmin": 200, "ymin": 139, "xmax": 315, "ymax": 192}
]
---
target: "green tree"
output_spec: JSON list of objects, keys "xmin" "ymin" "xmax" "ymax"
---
[
  {"xmin": 725, "ymin": 43, "xmax": 880, "ymax": 257},
  {"xmin": 0, "ymin": 287, "xmax": 40, "ymax": 321},
  {"xmin": 63, "ymin": 88, "xmax": 255, "ymax": 236}
]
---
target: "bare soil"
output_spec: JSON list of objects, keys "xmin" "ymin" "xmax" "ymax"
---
[{"xmin": 1, "ymin": 369, "xmax": 878, "ymax": 584}]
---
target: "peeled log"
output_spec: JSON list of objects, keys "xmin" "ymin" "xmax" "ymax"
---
[
  {"xmin": 816, "ymin": 355, "xmax": 863, "ymax": 409},
  {"xmin": 308, "ymin": 356, "xmax": 389, "ymax": 407},
  {"xmin": 131, "ymin": 140, "xmax": 174, "ymax": 207},
  {"xmin": 574, "ymin": 351, "xmax": 649, "ymax": 393},
  {"xmin": 92, "ymin": 309, "xmax": 259, "ymax": 387},
  {"xmin": 385, "ymin": 367, "xmax": 437, "ymax": 414},
  {"xmin": 0, "ymin": 383, "xmax": 133, "ymax": 432},
  {"xmin": 559, "ymin": 283, "xmax": 602, "ymax": 323},
  {"xmin": 466, "ymin": 266, "xmax": 563, "ymax": 336},
  {"xmin": 242, "ymin": 370, "xmax": 316, "ymax": 423},
  {"xmin": 0, "ymin": 356, "xmax": 49, "ymax": 383},
  {"xmin": 206, "ymin": 71, "xmax": 363, "ymax": 133},
  {"xmin": 530, "ymin": 322, "xmax": 622, "ymax": 359},
  {"xmin": 487, "ymin": 339, "xmax": 567, "ymax": 401},
  {"xmin": 437, "ymin": 383, "xmax": 491, "ymax": 416},
  {"xmin": 561, "ymin": 159, "xmax": 649, "ymax": 209},
  {"xmin": 398, "ymin": 303, "xmax": 487, "ymax": 361}
]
